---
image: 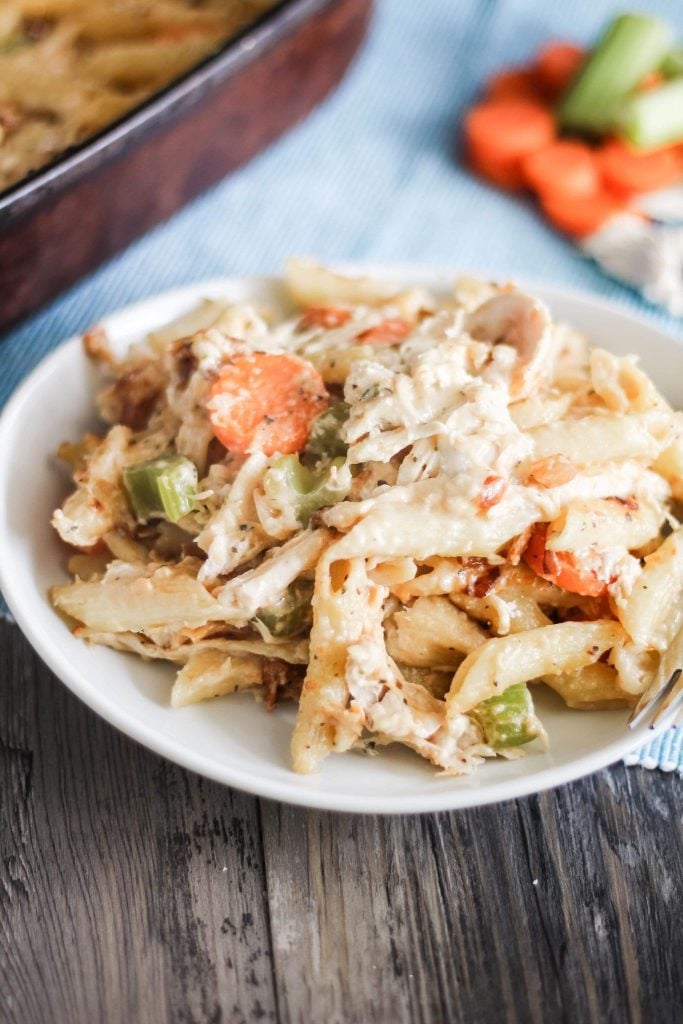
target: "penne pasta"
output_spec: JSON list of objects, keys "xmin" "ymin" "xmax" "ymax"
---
[
  {"xmin": 540, "ymin": 663, "xmax": 630, "ymax": 710},
  {"xmin": 0, "ymin": 1, "xmax": 277, "ymax": 192},
  {"xmin": 545, "ymin": 497, "xmax": 665, "ymax": 553},
  {"xmin": 446, "ymin": 621, "xmax": 624, "ymax": 716},
  {"xmin": 49, "ymin": 266, "xmax": 683, "ymax": 777},
  {"xmin": 171, "ymin": 651, "xmax": 263, "ymax": 708},
  {"xmin": 618, "ymin": 526, "xmax": 683, "ymax": 649},
  {"xmin": 385, "ymin": 596, "xmax": 488, "ymax": 668},
  {"xmin": 529, "ymin": 412, "xmax": 680, "ymax": 465},
  {"xmin": 291, "ymin": 558, "xmax": 376, "ymax": 773}
]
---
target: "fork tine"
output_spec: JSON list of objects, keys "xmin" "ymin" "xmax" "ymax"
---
[
  {"xmin": 651, "ymin": 669, "xmax": 683, "ymax": 727},
  {"xmin": 627, "ymin": 668, "xmax": 676, "ymax": 729}
]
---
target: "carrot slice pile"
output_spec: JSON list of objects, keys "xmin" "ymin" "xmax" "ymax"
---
[
  {"xmin": 208, "ymin": 353, "xmax": 328, "ymax": 456},
  {"xmin": 596, "ymin": 138, "xmax": 683, "ymax": 194},
  {"xmin": 523, "ymin": 523, "xmax": 608, "ymax": 597},
  {"xmin": 522, "ymin": 140, "xmax": 599, "ymax": 200},
  {"xmin": 465, "ymin": 36, "xmax": 683, "ymax": 244},
  {"xmin": 465, "ymin": 98, "xmax": 555, "ymax": 190},
  {"xmin": 533, "ymin": 42, "xmax": 585, "ymax": 98}
]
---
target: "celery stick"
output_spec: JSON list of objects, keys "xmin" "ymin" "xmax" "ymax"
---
[
  {"xmin": 617, "ymin": 78, "xmax": 683, "ymax": 148},
  {"xmin": 263, "ymin": 455, "xmax": 351, "ymax": 526},
  {"xmin": 255, "ymin": 579, "xmax": 313, "ymax": 638},
  {"xmin": 661, "ymin": 49, "xmax": 683, "ymax": 78},
  {"xmin": 306, "ymin": 402, "xmax": 350, "ymax": 459},
  {"xmin": 123, "ymin": 454, "xmax": 197, "ymax": 523},
  {"xmin": 470, "ymin": 683, "xmax": 542, "ymax": 749},
  {"xmin": 559, "ymin": 14, "xmax": 673, "ymax": 135}
]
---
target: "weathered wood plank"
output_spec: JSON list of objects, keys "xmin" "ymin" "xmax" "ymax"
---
[
  {"xmin": 2, "ymin": 616, "xmax": 681, "ymax": 1024},
  {"xmin": 261, "ymin": 767, "xmax": 682, "ymax": 1024},
  {"xmin": 0, "ymin": 621, "xmax": 276, "ymax": 1024}
]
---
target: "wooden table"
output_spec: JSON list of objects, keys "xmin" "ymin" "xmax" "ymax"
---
[{"xmin": 1, "ymin": 618, "xmax": 681, "ymax": 1024}]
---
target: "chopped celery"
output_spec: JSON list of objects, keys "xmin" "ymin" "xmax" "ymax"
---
[
  {"xmin": 559, "ymin": 14, "xmax": 673, "ymax": 135},
  {"xmin": 306, "ymin": 402, "xmax": 350, "ymax": 459},
  {"xmin": 661, "ymin": 49, "xmax": 683, "ymax": 78},
  {"xmin": 617, "ymin": 78, "xmax": 683, "ymax": 149},
  {"xmin": 264, "ymin": 455, "xmax": 351, "ymax": 526},
  {"xmin": 0, "ymin": 31, "xmax": 26, "ymax": 54},
  {"xmin": 255, "ymin": 579, "xmax": 314, "ymax": 638},
  {"xmin": 470, "ymin": 683, "xmax": 542, "ymax": 749},
  {"xmin": 123, "ymin": 454, "xmax": 197, "ymax": 524}
]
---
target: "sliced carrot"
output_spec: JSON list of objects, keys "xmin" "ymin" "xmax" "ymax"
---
[
  {"xmin": 357, "ymin": 318, "xmax": 410, "ymax": 347},
  {"xmin": 597, "ymin": 138, "xmax": 683, "ymax": 195},
  {"xmin": 485, "ymin": 67, "xmax": 541, "ymax": 100},
  {"xmin": 523, "ymin": 523, "xmax": 608, "ymax": 598},
  {"xmin": 298, "ymin": 306, "xmax": 351, "ymax": 331},
  {"xmin": 208, "ymin": 353, "xmax": 328, "ymax": 456},
  {"xmin": 533, "ymin": 42, "xmax": 585, "ymax": 98},
  {"xmin": 469, "ymin": 148, "xmax": 526, "ymax": 190},
  {"xmin": 522, "ymin": 140, "xmax": 599, "ymax": 201},
  {"xmin": 464, "ymin": 98, "xmax": 556, "ymax": 169},
  {"xmin": 540, "ymin": 188, "xmax": 625, "ymax": 238}
]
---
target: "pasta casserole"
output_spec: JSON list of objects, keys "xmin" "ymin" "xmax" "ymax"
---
[
  {"xmin": 51, "ymin": 261, "xmax": 683, "ymax": 776},
  {"xmin": 0, "ymin": 0, "xmax": 276, "ymax": 192}
]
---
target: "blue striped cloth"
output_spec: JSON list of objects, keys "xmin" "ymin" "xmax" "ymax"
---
[{"xmin": 1, "ymin": 0, "xmax": 681, "ymax": 771}]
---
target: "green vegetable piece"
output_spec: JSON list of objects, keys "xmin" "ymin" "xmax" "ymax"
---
[
  {"xmin": 661, "ymin": 48, "xmax": 683, "ymax": 78},
  {"xmin": 255, "ymin": 579, "xmax": 314, "ymax": 638},
  {"xmin": 306, "ymin": 403, "xmax": 350, "ymax": 458},
  {"xmin": 559, "ymin": 14, "xmax": 673, "ymax": 135},
  {"xmin": 470, "ymin": 683, "xmax": 542, "ymax": 749},
  {"xmin": 0, "ymin": 34, "xmax": 26, "ymax": 55},
  {"xmin": 264, "ymin": 455, "xmax": 351, "ymax": 526},
  {"xmin": 122, "ymin": 454, "xmax": 198, "ymax": 524},
  {"xmin": 616, "ymin": 77, "xmax": 683, "ymax": 149}
]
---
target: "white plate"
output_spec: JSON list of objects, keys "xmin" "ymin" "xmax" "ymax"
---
[{"xmin": 0, "ymin": 269, "xmax": 679, "ymax": 814}]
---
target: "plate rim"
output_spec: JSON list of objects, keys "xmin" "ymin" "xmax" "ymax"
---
[{"xmin": 0, "ymin": 268, "xmax": 676, "ymax": 814}]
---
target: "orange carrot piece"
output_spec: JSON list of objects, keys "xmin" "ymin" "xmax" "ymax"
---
[
  {"xmin": 357, "ymin": 318, "xmax": 411, "ymax": 346},
  {"xmin": 522, "ymin": 140, "xmax": 599, "ymax": 200},
  {"xmin": 597, "ymin": 138, "xmax": 683, "ymax": 195},
  {"xmin": 540, "ymin": 188, "xmax": 625, "ymax": 238},
  {"xmin": 485, "ymin": 67, "xmax": 541, "ymax": 100},
  {"xmin": 523, "ymin": 524, "xmax": 608, "ymax": 597},
  {"xmin": 464, "ymin": 98, "xmax": 556, "ymax": 166},
  {"xmin": 298, "ymin": 306, "xmax": 351, "ymax": 331},
  {"xmin": 534, "ymin": 42, "xmax": 585, "ymax": 98},
  {"xmin": 469, "ymin": 148, "xmax": 526, "ymax": 190},
  {"xmin": 208, "ymin": 353, "xmax": 328, "ymax": 456}
]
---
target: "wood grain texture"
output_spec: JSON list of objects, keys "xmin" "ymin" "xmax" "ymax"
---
[
  {"xmin": 0, "ymin": 618, "xmax": 681, "ymax": 1024},
  {"xmin": 0, "ymin": 620, "xmax": 276, "ymax": 1024}
]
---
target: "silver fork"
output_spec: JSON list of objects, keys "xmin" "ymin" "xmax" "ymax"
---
[{"xmin": 628, "ymin": 667, "xmax": 683, "ymax": 731}]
